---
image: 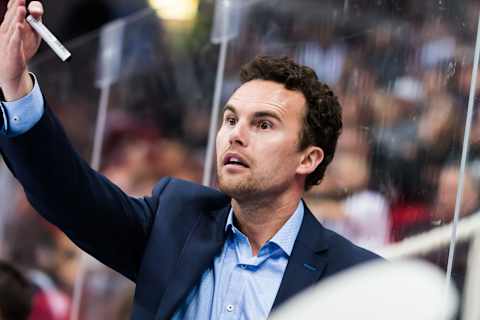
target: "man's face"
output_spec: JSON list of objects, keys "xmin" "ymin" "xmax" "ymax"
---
[{"xmin": 216, "ymin": 80, "xmax": 310, "ymax": 200}]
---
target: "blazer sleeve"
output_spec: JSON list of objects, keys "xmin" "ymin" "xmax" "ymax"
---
[{"xmin": 0, "ymin": 99, "xmax": 163, "ymax": 281}]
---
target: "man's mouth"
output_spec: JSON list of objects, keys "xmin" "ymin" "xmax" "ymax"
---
[{"xmin": 223, "ymin": 153, "xmax": 249, "ymax": 168}]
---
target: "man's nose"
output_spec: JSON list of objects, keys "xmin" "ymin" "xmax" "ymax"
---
[{"xmin": 228, "ymin": 121, "xmax": 248, "ymax": 147}]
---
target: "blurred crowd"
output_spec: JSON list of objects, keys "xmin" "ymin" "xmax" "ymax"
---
[{"xmin": 1, "ymin": 0, "xmax": 480, "ymax": 318}]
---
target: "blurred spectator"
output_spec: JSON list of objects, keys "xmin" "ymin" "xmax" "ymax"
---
[
  {"xmin": 363, "ymin": 21, "xmax": 410, "ymax": 86},
  {"xmin": 294, "ymin": 23, "xmax": 346, "ymax": 86},
  {"xmin": 101, "ymin": 110, "xmax": 202, "ymax": 196},
  {"xmin": 416, "ymin": 94, "xmax": 462, "ymax": 165},
  {"xmin": 422, "ymin": 63, "xmax": 454, "ymax": 100},
  {"xmin": 101, "ymin": 110, "xmax": 163, "ymax": 196},
  {"xmin": 468, "ymin": 108, "xmax": 480, "ymax": 180},
  {"xmin": 112, "ymin": 288, "xmax": 134, "ymax": 320},
  {"xmin": 398, "ymin": 164, "xmax": 479, "ymax": 239},
  {"xmin": 432, "ymin": 165, "xmax": 479, "ymax": 223},
  {"xmin": 6, "ymin": 213, "xmax": 72, "ymax": 320},
  {"xmin": 419, "ymin": 19, "xmax": 456, "ymax": 69},
  {"xmin": 306, "ymin": 151, "xmax": 390, "ymax": 250},
  {"xmin": 388, "ymin": 93, "xmax": 463, "ymax": 241},
  {"xmin": 371, "ymin": 76, "xmax": 424, "ymax": 161},
  {"xmin": 368, "ymin": 81, "xmax": 426, "ymax": 208},
  {"xmin": 0, "ymin": 261, "xmax": 34, "ymax": 320},
  {"xmin": 0, "ymin": 162, "xmax": 16, "ymax": 257},
  {"xmin": 399, "ymin": 164, "xmax": 479, "ymax": 316},
  {"xmin": 2, "ymin": 0, "xmax": 480, "ymax": 318},
  {"xmin": 450, "ymin": 59, "xmax": 480, "ymax": 105},
  {"xmin": 78, "ymin": 268, "xmax": 133, "ymax": 320}
]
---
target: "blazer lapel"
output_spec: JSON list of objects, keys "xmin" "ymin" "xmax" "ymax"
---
[
  {"xmin": 272, "ymin": 204, "xmax": 329, "ymax": 310},
  {"xmin": 155, "ymin": 206, "xmax": 230, "ymax": 320}
]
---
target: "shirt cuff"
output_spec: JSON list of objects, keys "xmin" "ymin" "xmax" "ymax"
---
[{"xmin": 0, "ymin": 73, "xmax": 44, "ymax": 137}]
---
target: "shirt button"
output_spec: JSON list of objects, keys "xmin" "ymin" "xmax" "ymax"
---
[
  {"xmin": 13, "ymin": 116, "xmax": 19, "ymax": 122},
  {"xmin": 226, "ymin": 304, "xmax": 234, "ymax": 312}
]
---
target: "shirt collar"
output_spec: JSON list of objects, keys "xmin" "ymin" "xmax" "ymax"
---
[
  {"xmin": 225, "ymin": 201, "xmax": 304, "ymax": 256},
  {"xmin": 0, "ymin": 102, "xmax": 8, "ymax": 133}
]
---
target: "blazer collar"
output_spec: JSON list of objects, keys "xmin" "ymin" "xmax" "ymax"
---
[
  {"xmin": 155, "ymin": 205, "xmax": 230, "ymax": 320},
  {"xmin": 272, "ymin": 202, "xmax": 330, "ymax": 310},
  {"xmin": 154, "ymin": 200, "xmax": 329, "ymax": 319}
]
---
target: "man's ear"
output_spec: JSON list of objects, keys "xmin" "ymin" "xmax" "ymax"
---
[{"xmin": 296, "ymin": 146, "xmax": 324, "ymax": 175}]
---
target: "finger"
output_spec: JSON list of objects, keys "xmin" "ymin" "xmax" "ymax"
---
[
  {"xmin": 7, "ymin": 6, "xmax": 26, "ymax": 36},
  {"xmin": 1, "ymin": 0, "xmax": 23, "ymax": 33},
  {"xmin": 7, "ymin": 22, "xmax": 23, "ymax": 54},
  {"xmin": 15, "ymin": 5, "xmax": 26, "ymax": 23},
  {"xmin": 6, "ymin": 0, "xmax": 25, "ymax": 11},
  {"xmin": 23, "ymin": 20, "xmax": 42, "ymax": 47},
  {"xmin": 7, "ymin": 0, "xmax": 16, "ymax": 10},
  {"xmin": 27, "ymin": 1, "xmax": 43, "ymax": 21},
  {"xmin": 1, "ymin": 0, "xmax": 18, "ymax": 32}
]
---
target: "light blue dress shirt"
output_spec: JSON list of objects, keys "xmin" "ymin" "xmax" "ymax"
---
[
  {"xmin": 0, "ymin": 80, "xmax": 305, "ymax": 319},
  {"xmin": 0, "ymin": 74, "xmax": 44, "ymax": 137},
  {"xmin": 173, "ymin": 202, "xmax": 304, "ymax": 320}
]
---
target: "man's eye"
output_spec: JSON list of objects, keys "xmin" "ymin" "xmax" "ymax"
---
[
  {"xmin": 225, "ymin": 117, "xmax": 236, "ymax": 126},
  {"xmin": 258, "ymin": 120, "xmax": 272, "ymax": 130}
]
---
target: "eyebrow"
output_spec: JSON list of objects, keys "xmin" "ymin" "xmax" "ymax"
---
[
  {"xmin": 223, "ymin": 104, "xmax": 236, "ymax": 114},
  {"xmin": 222, "ymin": 104, "xmax": 283, "ymax": 122}
]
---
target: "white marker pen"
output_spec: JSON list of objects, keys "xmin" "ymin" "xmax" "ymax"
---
[{"xmin": 26, "ymin": 15, "xmax": 71, "ymax": 62}]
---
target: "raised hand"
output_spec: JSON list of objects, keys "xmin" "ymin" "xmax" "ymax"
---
[{"xmin": 0, "ymin": 0, "xmax": 43, "ymax": 101}]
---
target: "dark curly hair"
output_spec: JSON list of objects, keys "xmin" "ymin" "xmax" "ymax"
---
[{"xmin": 240, "ymin": 56, "xmax": 342, "ymax": 190}]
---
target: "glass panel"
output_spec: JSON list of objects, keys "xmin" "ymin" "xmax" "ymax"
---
[
  {"xmin": 0, "ymin": 0, "xmax": 479, "ymax": 319},
  {"xmin": 219, "ymin": 0, "xmax": 480, "ymax": 318}
]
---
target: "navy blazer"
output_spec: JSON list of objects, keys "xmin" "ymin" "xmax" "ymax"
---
[{"xmin": 0, "ymin": 104, "xmax": 379, "ymax": 319}]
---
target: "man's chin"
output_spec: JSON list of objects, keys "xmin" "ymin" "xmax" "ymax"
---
[{"xmin": 218, "ymin": 178, "xmax": 257, "ymax": 199}]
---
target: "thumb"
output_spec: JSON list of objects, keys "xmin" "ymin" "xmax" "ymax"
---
[{"xmin": 27, "ymin": 1, "xmax": 43, "ymax": 21}]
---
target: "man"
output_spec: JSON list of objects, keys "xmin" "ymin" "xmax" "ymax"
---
[{"xmin": 0, "ymin": 1, "xmax": 379, "ymax": 319}]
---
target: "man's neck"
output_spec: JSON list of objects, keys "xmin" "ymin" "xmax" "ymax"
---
[{"xmin": 231, "ymin": 192, "xmax": 302, "ymax": 256}]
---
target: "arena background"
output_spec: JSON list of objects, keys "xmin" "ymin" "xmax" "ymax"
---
[{"xmin": 0, "ymin": 0, "xmax": 480, "ymax": 319}]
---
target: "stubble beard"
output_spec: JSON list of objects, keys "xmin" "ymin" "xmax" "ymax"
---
[
  {"xmin": 217, "ymin": 170, "xmax": 264, "ymax": 201},
  {"xmin": 217, "ymin": 168, "xmax": 292, "ymax": 204}
]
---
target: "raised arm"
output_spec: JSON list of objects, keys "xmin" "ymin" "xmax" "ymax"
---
[{"xmin": 0, "ymin": 0, "xmax": 159, "ymax": 281}]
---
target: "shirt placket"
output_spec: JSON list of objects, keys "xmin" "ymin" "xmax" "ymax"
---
[{"xmin": 224, "ymin": 231, "xmax": 257, "ymax": 320}]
